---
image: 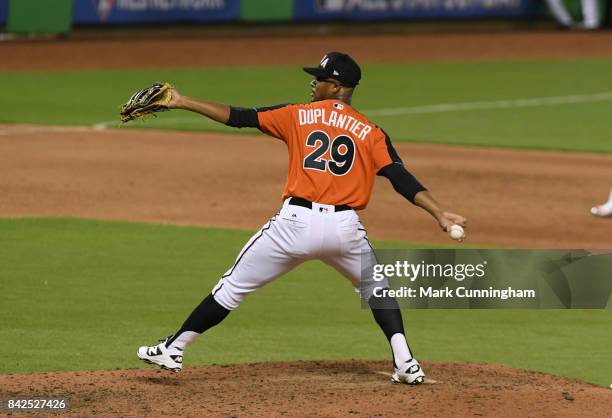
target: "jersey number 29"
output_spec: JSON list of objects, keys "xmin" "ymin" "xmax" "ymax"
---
[{"xmin": 303, "ymin": 131, "xmax": 355, "ymax": 176}]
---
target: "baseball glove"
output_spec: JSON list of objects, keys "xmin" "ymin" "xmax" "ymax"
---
[{"xmin": 119, "ymin": 82, "xmax": 174, "ymax": 124}]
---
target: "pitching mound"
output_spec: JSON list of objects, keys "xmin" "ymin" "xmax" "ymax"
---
[{"xmin": 2, "ymin": 361, "xmax": 610, "ymax": 417}]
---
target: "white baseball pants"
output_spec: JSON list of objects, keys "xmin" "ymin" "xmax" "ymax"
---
[
  {"xmin": 212, "ymin": 198, "xmax": 380, "ymax": 310},
  {"xmin": 545, "ymin": 0, "xmax": 600, "ymax": 28}
]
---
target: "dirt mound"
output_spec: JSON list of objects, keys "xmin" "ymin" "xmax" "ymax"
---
[{"xmin": 1, "ymin": 360, "xmax": 610, "ymax": 417}]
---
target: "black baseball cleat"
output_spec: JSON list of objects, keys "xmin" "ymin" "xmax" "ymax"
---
[
  {"xmin": 137, "ymin": 336, "xmax": 183, "ymax": 372},
  {"xmin": 391, "ymin": 358, "xmax": 425, "ymax": 385}
]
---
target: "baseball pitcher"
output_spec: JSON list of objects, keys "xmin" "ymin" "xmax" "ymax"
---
[{"xmin": 133, "ymin": 52, "xmax": 467, "ymax": 385}]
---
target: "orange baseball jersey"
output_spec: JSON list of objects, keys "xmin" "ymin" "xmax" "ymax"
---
[{"xmin": 257, "ymin": 99, "xmax": 397, "ymax": 210}]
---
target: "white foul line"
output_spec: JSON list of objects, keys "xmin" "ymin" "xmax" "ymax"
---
[
  {"xmin": 92, "ymin": 116, "xmax": 216, "ymax": 130},
  {"xmin": 362, "ymin": 91, "xmax": 612, "ymax": 116},
  {"xmin": 91, "ymin": 91, "xmax": 612, "ymax": 129}
]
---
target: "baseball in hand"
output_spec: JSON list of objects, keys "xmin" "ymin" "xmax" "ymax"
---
[{"xmin": 449, "ymin": 224, "xmax": 464, "ymax": 240}]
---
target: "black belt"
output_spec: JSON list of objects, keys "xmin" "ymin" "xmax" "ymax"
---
[{"xmin": 289, "ymin": 197, "xmax": 352, "ymax": 212}]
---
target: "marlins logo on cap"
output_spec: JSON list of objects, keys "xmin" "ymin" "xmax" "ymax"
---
[{"xmin": 303, "ymin": 52, "xmax": 362, "ymax": 87}]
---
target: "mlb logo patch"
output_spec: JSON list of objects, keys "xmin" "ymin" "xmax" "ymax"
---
[
  {"xmin": 97, "ymin": 0, "xmax": 116, "ymax": 21},
  {"xmin": 333, "ymin": 102, "xmax": 344, "ymax": 110}
]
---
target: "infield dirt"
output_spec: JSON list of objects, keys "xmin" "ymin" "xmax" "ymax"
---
[
  {"xmin": 1, "ymin": 124, "xmax": 610, "ymax": 248},
  {"xmin": 2, "ymin": 30, "xmax": 612, "ymax": 416}
]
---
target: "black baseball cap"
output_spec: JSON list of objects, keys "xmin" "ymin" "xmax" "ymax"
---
[{"xmin": 303, "ymin": 52, "xmax": 361, "ymax": 88}]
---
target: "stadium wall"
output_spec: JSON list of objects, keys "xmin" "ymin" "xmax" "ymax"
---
[
  {"xmin": 72, "ymin": 0, "xmax": 542, "ymax": 26},
  {"xmin": 8, "ymin": 0, "xmax": 602, "ymax": 33},
  {"xmin": 0, "ymin": 0, "xmax": 7, "ymax": 26},
  {"xmin": 293, "ymin": 0, "xmax": 540, "ymax": 21}
]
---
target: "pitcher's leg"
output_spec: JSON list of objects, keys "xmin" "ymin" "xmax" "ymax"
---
[
  {"xmin": 323, "ymin": 225, "xmax": 424, "ymax": 384},
  {"xmin": 138, "ymin": 213, "xmax": 303, "ymax": 371},
  {"xmin": 211, "ymin": 214, "xmax": 302, "ymax": 310},
  {"xmin": 545, "ymin": 0, "xmax": 573, "ymax": 27},
  {"xmin": 164, "ymin": 293, "xmax": 230, "ymax": 351}
]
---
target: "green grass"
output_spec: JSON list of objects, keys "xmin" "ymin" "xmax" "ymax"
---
[
  {"xmin": 1, "ymin": 58, "xmax": 612, "ymax": 152},
  {"xmin": 0, "ymin": 218, "xmax": 610, "ymax": 386}
]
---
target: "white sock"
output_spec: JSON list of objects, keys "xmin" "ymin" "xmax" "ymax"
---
[
  {"xmin": 167, "ymin": 331, "xmax": 199, "ymax": 351},
  {"xmin": 390, "ymin": 333, "xmax": 413, "ymax": 367},
  {"xmin": 545, "ymin": 0, "xmax": 573, "ymax": 25},
  {"xmin": 598, "ymin": 189, "xmax": 612, "ymax": 209}
]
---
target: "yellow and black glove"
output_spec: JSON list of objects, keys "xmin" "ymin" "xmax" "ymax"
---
[{"xmin": 119, "ymin": 82, "xmax": 173, "ymax": 124}]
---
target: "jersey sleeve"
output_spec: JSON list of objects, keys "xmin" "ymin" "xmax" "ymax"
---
[
  {"xmin": 257, "ymin": 104, "xmax": 295, "ymax": 141},
  {"xmin": 372, "ymin": 128, "xmax": 402, "ymax": 173}
]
